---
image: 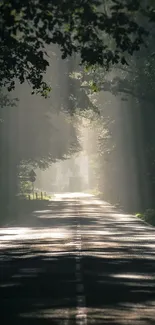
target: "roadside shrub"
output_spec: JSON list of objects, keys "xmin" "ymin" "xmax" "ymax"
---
[{"xmin": 136, "ymin": 209, "xmax": 155, "ymax": 226}]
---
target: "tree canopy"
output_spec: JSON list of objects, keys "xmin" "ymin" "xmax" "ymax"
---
[{"xmin": 0, "ymin": 0, "xmax": 152, "ymax": 97}]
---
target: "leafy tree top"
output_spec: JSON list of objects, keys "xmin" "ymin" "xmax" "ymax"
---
[{"xmin": 0, "ymin": 0, "xmax": 152, "ymax": 96}]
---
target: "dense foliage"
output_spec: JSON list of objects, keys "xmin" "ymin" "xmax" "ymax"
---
[{"xmin": 0, "ymin": 0, "xmax": 152, "ymax": 96}]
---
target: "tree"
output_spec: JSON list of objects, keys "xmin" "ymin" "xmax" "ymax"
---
[
  {"xmin": 79, "ymin": 18, "xmax": 155, "ymax": 212},
  {"xmin": 0, "ymin": 87, "xmax": 81, "ymax": 222},
  {"xmin": 0, "ymin": 0, "xmax": 150, "ymax": 97}
]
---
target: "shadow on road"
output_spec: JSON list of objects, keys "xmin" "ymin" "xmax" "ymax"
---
[{"xmin": 1, "ymin": 253, "xmax": 76, "ymax": 324}]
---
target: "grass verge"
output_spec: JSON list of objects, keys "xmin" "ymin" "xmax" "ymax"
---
[{"xmin": 136, "ymin": 209, "xmax": 155, "ymax": 226}]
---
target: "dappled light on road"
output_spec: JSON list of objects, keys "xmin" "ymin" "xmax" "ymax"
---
[
  {"xmin": 0, "ymin": 227, "xmax": 70, "ymax": 253},
  {"xmin": 0, "ymin": 193, "xmax": 155, "ymax": 324}
]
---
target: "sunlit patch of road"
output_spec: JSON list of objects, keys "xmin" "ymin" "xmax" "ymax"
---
[
  {"xmin": 0, "ymin": 227, "xmax": 73, "ymax": 256},
  {"xmin": 0, "ymin": 227, "xmax": 69, "ymax": 241}
]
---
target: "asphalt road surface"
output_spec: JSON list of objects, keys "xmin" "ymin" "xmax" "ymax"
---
[{"xmin": 0, "ymin": 193, "xmax": 155, "ymax": 325}]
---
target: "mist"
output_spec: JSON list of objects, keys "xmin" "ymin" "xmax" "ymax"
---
[{"xmin": 0, "ymin": 44, "xmax": 151, "ymax": 216}]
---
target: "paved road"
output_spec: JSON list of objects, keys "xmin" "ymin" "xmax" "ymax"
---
[{"xmin": 0, "ymin": 193, "xmax": 155, "ymax": 324}]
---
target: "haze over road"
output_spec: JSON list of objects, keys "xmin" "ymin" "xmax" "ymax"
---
[{"xmin": 1, "ymin": 193, "xmax": 155, "ymax": 324}]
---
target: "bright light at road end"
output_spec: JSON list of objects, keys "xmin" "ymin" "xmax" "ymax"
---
[{"xmin": 53, "ymin": 192, "xmax": 94, "ymax": 200}]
